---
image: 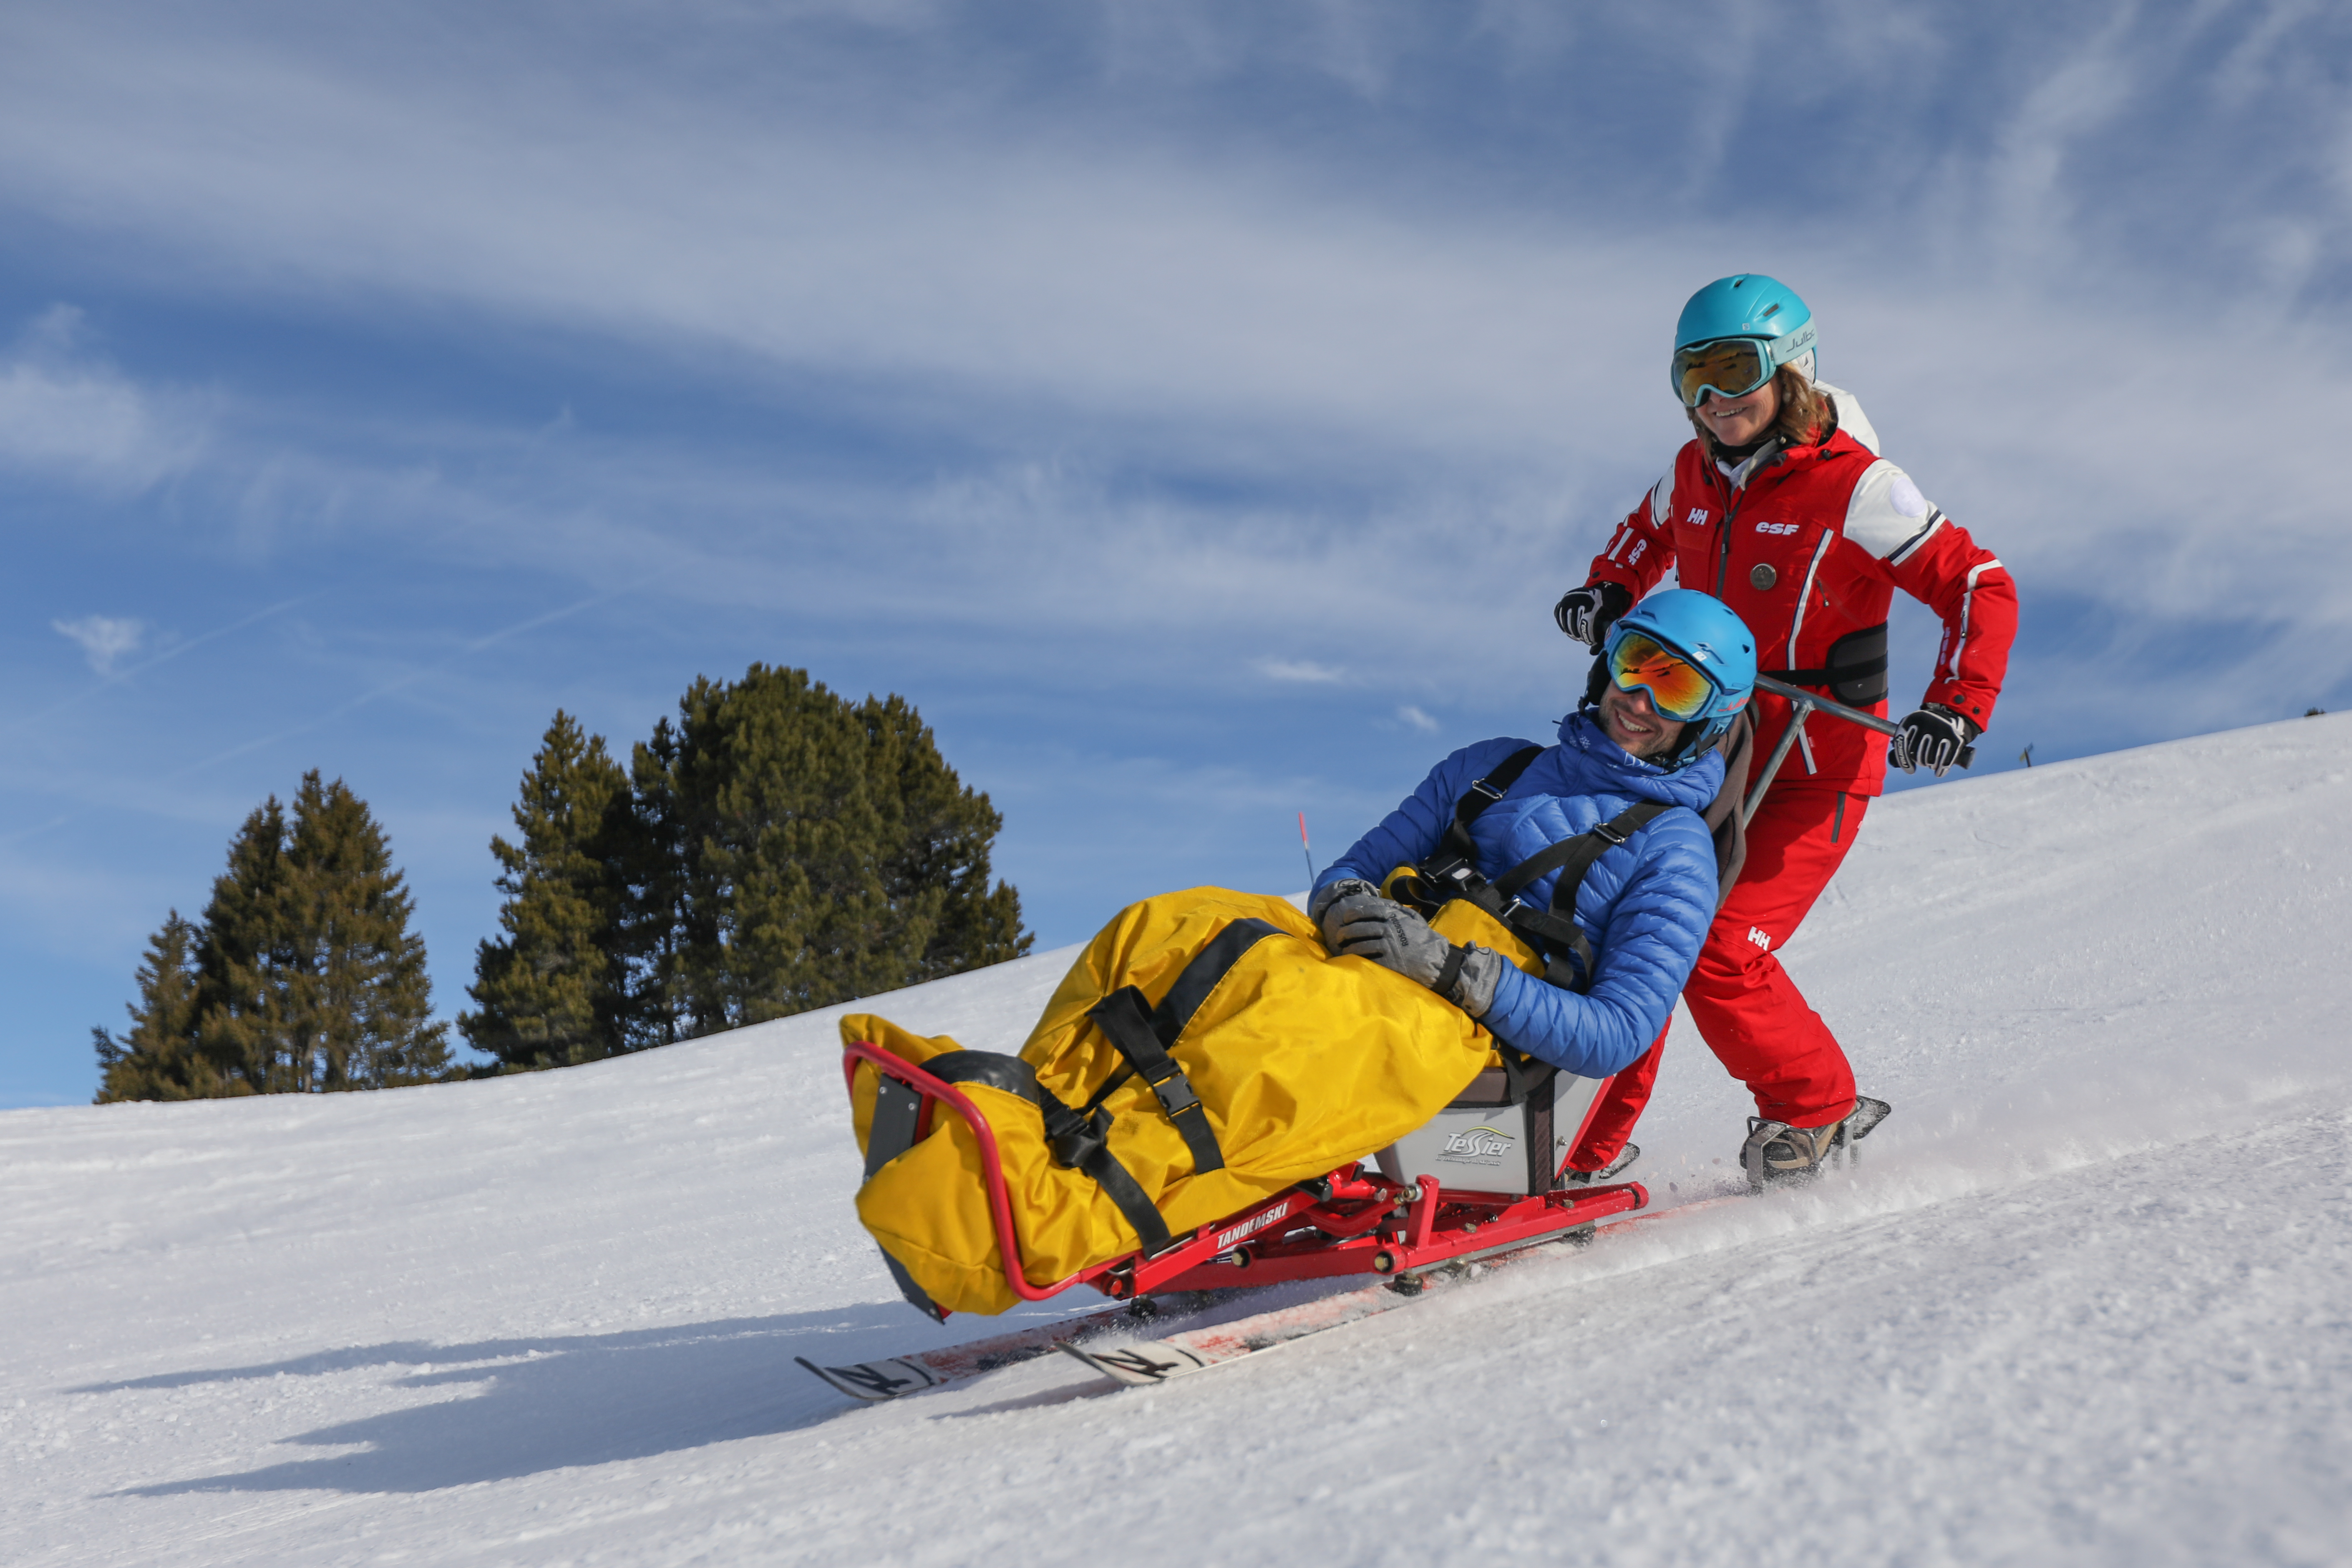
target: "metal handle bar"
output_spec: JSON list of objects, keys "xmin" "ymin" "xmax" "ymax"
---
[
  {"xmin": 1753, "ymin": 674, "xmax": 1906, "ymax": 738},
  {"xmin": 1740, "ymin": 674, "xmax": 1972, "ymax": 828}
]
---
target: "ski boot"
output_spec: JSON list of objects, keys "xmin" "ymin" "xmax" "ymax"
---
[
  {"xmin": 1740, "ymin": 1097, "xmax": 1890, "ymax": 1189},
  {"xmin": 1560, "ymin": 1145, "xmax": 1640, "ymax": 1186}
]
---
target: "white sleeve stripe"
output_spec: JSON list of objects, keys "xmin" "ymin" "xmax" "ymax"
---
[{"xmin": 1949, "ymin": 558, "xmax": 2004, "ymax": 679}]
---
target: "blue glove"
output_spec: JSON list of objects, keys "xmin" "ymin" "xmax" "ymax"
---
[
  {"xmin": 1554, "ymin": 582, "xmax": 1633, "ymax": 649},
  {"xmin": 1890, "ymin": 705, "xmax": 1979, "ymax": 777}
]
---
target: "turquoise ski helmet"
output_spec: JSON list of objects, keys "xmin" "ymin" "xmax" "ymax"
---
[
  {"xmin": 1601, "ymin": 589, "xmax": 1756, "ymax": 764},
  {"xmin": 1670, "ymin": 275, "xmax": 1816, "ymax": 404}
]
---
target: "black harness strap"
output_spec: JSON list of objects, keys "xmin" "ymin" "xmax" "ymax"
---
[
  {"xmin": 1088, "ymin": 989, "xmax": 1223, "ymax": 1178},
  {"xmin": 1153, "ymin": 917, "xmax": 1283, "ymax": 1041},
  {"xmin": 1412, "ymin": 745, "xmax": 1543, "ymax": 893},
  {"xmin": 921, "ymin": 1049, "xmax": 1176, "ymax": 1256},
  {"xmin": 1514, "ymin": 800, "xmax": 1672, "ymax": 991},
  {"xmin": 1498, "ymin": 803, "xmax": 1672, "ymax": 912},
  {"xmin": 1084, "ymin": 916, "xmax": 1282, "ymax": 1180},
  {"xmin": 1395, "ymin": 775, "xmax": 1675, "ymax": 996},
  {"xmin": 1040, "ymin": 1097, "xmax": 1173, "ymax": 1256}
]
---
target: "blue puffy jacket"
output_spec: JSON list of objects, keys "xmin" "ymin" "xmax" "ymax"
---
[{"xmin": 1314, "ymin": 711, "xmax": 1723, "ymax": 1080}]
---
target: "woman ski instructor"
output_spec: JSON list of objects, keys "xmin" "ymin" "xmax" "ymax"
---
[{"xmin": 1551, "ymin": 274, "xmax": 2017, "ymax": 1186}]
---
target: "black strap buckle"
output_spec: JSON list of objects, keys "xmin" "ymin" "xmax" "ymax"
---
[
  {"xmin": 1044, "ymin": 1101, "xmax": 1111, "ymax": 1170},
  {"xmin": 1088, "ymin": 984, "xmax": 1228, "ymax": 1176},
  {"xmin": 1146, "ymin": 1069, "xmax": 1201, "ymax": 1121}
]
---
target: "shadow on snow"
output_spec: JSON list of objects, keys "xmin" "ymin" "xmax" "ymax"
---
[{"xmin": 86, "ymin": 1301, "xmax": 983, "ymax": 1495}]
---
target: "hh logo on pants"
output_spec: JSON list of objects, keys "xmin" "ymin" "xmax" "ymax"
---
[{"xmin": 1748, "ymin": 926, "xmax": 1772, "ymax": 951}]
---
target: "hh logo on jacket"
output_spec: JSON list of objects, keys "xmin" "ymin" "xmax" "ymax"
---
[{"xmin": 1748, "ymin": 926, "xmax": 1772, "ymax": 951}]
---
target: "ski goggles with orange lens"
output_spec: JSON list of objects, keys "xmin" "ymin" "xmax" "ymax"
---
[
  {"xmin": 1607, "ymin": 631, "xmax": 1720, "ymax": 721},
  {"xmin": 1670, "ymin": 337, "xmax": 1775, "ymax": 408}
]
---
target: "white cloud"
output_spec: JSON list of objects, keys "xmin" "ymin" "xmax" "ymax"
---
[
  {"xmin": 1257, "ymin": 659, "xmax": 1346, "ymax": 684},
  {"xmin": 53, "ymin": 615, "xmax": 145, "ymax": 674},
  {"xmin": 1398, "ymin": 705, "xmax": 1439, "ymax": 732},
  {"xmin": 0, "ymin": 307, "xmax": 205, "ymax": 488},
  {"xmin": 0, "ymin": 13, "xmax": 1659, "ymax": 469}
]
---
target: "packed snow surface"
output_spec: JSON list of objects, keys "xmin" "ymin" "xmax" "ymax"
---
[{"xmin": 6, "ymin": 717, "xmax": 2350, "ymax": 1566}]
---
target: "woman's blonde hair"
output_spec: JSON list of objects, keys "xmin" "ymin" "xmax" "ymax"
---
[{"xmin": 1687, "ymin": 364, "xmax": 1834, "ymax": 463}]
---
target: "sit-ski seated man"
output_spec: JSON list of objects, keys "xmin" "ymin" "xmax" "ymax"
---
[{"xmin": 1307, "ymin": 589, "xmax": 1751, "ymax": 1184}]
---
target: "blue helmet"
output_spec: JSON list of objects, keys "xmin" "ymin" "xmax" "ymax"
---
[
  {"xmin": 1601, "ymin": 589, "xmax": 1757, "ymax": 764},
  {"xmin": 1671, "ymin": 275, "xmax": 1817, "ymax": 402}
]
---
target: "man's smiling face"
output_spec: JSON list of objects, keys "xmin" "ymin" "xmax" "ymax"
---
[{"xmin": 1597, "ymin": 680, "xmax": 1686, "ymax": 760}]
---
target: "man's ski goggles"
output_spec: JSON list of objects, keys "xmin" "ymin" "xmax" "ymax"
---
[
  {"xmin": 1608, "ymin": 631, "xmax": 1720, "ymax": 721},
  {"xmin": 1671, "ymin": 337, "xmax": 1775, "ymax": 408}
]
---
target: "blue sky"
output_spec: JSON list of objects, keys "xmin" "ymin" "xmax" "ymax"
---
[{"xmin": 5, "ymin": 2, "xmax": 2347, "ymax": 1106}]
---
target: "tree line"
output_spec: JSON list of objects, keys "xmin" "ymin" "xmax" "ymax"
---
[{"xmin": 93, "ymin": 664, "xmax": 1028, "ymax": 1101}]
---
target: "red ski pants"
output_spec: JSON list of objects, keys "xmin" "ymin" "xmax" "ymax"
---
[{"xmin": 1567, "ymin": 785, "xmax": 1866, "ymax": 1170}]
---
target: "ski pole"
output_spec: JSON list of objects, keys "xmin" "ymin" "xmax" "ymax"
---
[
  {"xmin": 1740, "ymin": 674, "xmax": 1972, "ymax": 828},
  {"xmin": 1298, "ymin": 812, "xmax": 1315, "ymax": 887}
]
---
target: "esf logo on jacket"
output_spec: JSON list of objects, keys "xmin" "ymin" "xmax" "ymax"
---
[{"xmin": 1755, "ymin": 520, "xmax": 1800, "ymax": 535}]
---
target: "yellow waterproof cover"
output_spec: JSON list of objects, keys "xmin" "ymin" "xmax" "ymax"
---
[{"xmin": 842, "ymin": 888, "xmax": 1494, "ymax": 1315}]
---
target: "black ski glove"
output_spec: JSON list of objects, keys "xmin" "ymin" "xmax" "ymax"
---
[
  {"xmin": 1554, "ymin": 581, "xmax": 1633, "ymax": 649},
  {"xmin": 1889, "ymin": 704, "xmax": 1979, "ymax": 778}
]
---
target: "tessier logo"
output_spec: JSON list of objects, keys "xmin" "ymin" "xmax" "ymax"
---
[{"xmin": 1440, "ymin": 1126, "xmax": 1513, "ymax": 1162}]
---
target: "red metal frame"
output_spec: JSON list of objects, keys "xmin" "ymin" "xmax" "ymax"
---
[{"xmin": 845, "ymin": 1039, "xmax": 1647, "ymax": 1318}]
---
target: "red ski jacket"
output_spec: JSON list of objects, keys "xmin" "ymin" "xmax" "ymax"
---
[{"xmin": 1584, "ymin": 388, "xmax": 2016, "ymax": 797}]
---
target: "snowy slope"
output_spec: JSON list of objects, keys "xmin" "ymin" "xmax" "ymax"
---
[{"xmin": 5, "ymin": 715, "xmax": 2349, "ymax": 1567}]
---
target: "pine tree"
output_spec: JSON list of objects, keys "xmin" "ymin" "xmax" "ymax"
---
[
  {"xmin": 613, "ymin": 716, "xmax": 702, "ymax": 1050},
  {"xmin": 193, "ymin": 794, "xmax": 299, "ymax": 1091},
  {"xmin": 861, "ymin": 692, "xmax": 1031, "ymax": 984},
  {"xmin": 461, "ymin": 712, "xmax": 630, "ymax": 1070},
  {"xmin": 190, "ymin": 774, "xmax": 448, "ymax": 1092},
  {"xmin": 280, "ymin": 772, "xmax": 449, "ymax": 1087},
  {"xmin": 644, "ymin": 665, "xmax": 1031, "ymax": 1032},
  {"xmin": 91, "ymin": 911, "xmax": 234, "ymax": 1102}
]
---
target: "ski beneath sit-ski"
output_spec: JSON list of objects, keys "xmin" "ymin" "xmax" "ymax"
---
[
  {"xmin": 795, "ymin": 1301, "xmax": 1149, "ymax": 1401},
  {"xmin": 796, "ymin": 1289, "xmax": 1243, "ymax": 1401},
  {"xmin": 803, "ymin": 1190, "xmax": 1755, "ymax": 1402},
  {"xmin": 1059, "ymin": 1193, "xmax": 1755, "ymax": 1388}
]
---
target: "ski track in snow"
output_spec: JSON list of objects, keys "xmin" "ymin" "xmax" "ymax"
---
[{"xmin": 3, "ymin": 715, "xmax": 2349, "ymax": 1566}]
